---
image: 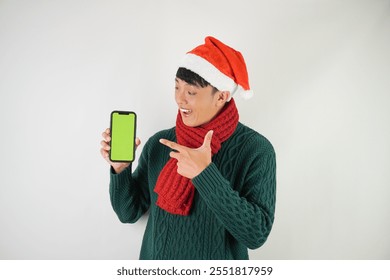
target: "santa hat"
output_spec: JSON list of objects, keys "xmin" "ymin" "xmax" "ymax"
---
[{"xmin": 179, "ymin": 36, "xmax": 253, "ymax": 100}]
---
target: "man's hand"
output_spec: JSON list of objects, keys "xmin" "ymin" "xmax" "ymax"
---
[
  {"xmin": 159, "ymin": 130, "xmax": 214, "ymax": 179},
  {"xmin": 100, "ymin": 128, "xmax": 141, "ymax": 174}
]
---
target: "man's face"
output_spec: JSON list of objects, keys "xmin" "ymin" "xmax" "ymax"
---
[{"xmin": 175, "ymin": 78, "xmax": 222, "ymax": 127}]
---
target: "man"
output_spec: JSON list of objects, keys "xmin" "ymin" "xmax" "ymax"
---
[{"xmin": 100, "ymin": 36, "xmax": 276, "ymax": 259}]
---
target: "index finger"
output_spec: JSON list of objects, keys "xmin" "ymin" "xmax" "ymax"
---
[
  {"xmin": 102, "ymin": 128, "xmax": 111, "ymax": 142},
  {"xmin": 159, "ymin": 139, "xmax": 186, "ymax": 153}
]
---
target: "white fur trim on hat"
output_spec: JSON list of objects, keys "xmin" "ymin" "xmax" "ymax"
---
[{"xmin": 179, "ymin": 53, "xmax": 241, "ymax": 96}]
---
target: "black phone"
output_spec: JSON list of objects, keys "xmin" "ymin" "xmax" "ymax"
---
[{"xmin": 109, "ymin": 111, "xmax": 137, "ymax": 162}]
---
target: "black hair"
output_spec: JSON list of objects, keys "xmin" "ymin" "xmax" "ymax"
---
[{"xmin": 176, "ymin": 67, "xmax": 218, "ymax": 94}]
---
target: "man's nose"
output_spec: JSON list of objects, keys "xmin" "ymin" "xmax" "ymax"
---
[{"xmin": 176, "ymin": 89, "xmax": 187, "ymax": 104}]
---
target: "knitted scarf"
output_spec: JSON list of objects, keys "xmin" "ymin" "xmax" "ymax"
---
[{"xmin": 154, "ymin": 99, "xmax": 239, "ymax": 215}]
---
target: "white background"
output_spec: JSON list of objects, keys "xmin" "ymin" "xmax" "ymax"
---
[{"xmin": 0, "ymin": 0, "xmax": 389, "ymax": 260}]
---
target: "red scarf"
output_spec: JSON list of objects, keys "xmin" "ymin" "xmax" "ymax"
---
[{"xmin": 154, "ymin": 99, "xmax": 239, "ymax": 215}]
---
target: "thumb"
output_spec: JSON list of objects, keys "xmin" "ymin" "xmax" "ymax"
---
[
  {"xmin": 202, "ymin": 130, "xmax": 213, "ymax": 149},
  {"xmin": 135, "ymin": 137, "xmax": 141, "ymax": 150}
]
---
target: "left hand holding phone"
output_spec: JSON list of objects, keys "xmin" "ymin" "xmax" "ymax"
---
[{"xmin": 100, "ymin": 128, "xmax": 141, "ymax": 174}]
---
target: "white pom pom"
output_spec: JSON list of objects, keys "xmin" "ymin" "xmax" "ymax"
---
[{"xmin": 241, "ymin": 89, "xmax": 254, "ymax": 100}]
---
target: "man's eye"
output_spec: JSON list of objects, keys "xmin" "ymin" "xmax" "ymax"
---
[{"xmin": 188, "ymin": 91, "xmax": 196, "ymax": 96}]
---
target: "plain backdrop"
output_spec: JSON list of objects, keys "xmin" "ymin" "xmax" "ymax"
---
[{"xmin": 0, "ymin": 0, "xmax": 389, "ymax": 260}]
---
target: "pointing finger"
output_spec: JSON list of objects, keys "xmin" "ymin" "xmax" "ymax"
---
[{"xmin": 159, "ymin": 139, "xmax": 186, "ymax": 153}]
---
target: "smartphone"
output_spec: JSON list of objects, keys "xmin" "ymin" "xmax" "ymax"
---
[{"xmin": 109, "ymin": 111, "xmax": 137, "ymax": 162}]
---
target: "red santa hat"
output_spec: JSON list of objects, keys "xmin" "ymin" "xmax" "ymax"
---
[{"xmin": 179, "ymin": 36, "xmax": 253, "ymax": 100}]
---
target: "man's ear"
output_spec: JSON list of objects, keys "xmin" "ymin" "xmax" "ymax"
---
[{"xmin": 216, "ymin": 91, "xmax": 231, "ymax": 106}]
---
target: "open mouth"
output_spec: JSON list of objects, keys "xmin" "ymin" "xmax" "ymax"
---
[{"xmin": 180, "ymin": 108, "xmax": 192, "ymax": 116}]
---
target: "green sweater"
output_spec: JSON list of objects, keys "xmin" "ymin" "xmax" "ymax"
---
[{"xmin": 109, "ymin": 122, "xmax": 276, "ymax": 260}]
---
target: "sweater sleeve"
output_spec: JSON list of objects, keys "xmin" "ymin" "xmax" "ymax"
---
[
  {"xmin": 109, "ymin": 143, "xmax": 150, "ymax": 224},
  {"xmin": 192, "ymin": 134, "xmax": 276, "ymax": 249}
]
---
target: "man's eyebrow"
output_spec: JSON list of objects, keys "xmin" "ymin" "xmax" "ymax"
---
[{"xmin": 175, "ymin": 77, "xmax": 199, "ymax": 88}]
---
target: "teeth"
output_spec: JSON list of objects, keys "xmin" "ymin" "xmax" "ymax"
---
[{"xmin": 180, "ymin": 108, "xmax": 192, "ymax": 113}]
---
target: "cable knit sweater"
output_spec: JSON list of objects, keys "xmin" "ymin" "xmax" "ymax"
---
[{"xmin": 109, "ymin": 122, "xmax": 276, "ymax": 260}]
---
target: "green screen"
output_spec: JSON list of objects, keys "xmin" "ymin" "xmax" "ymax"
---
[{"xmin": 110, "ymin": 111, "xmax": 136, "ymax": 162}]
